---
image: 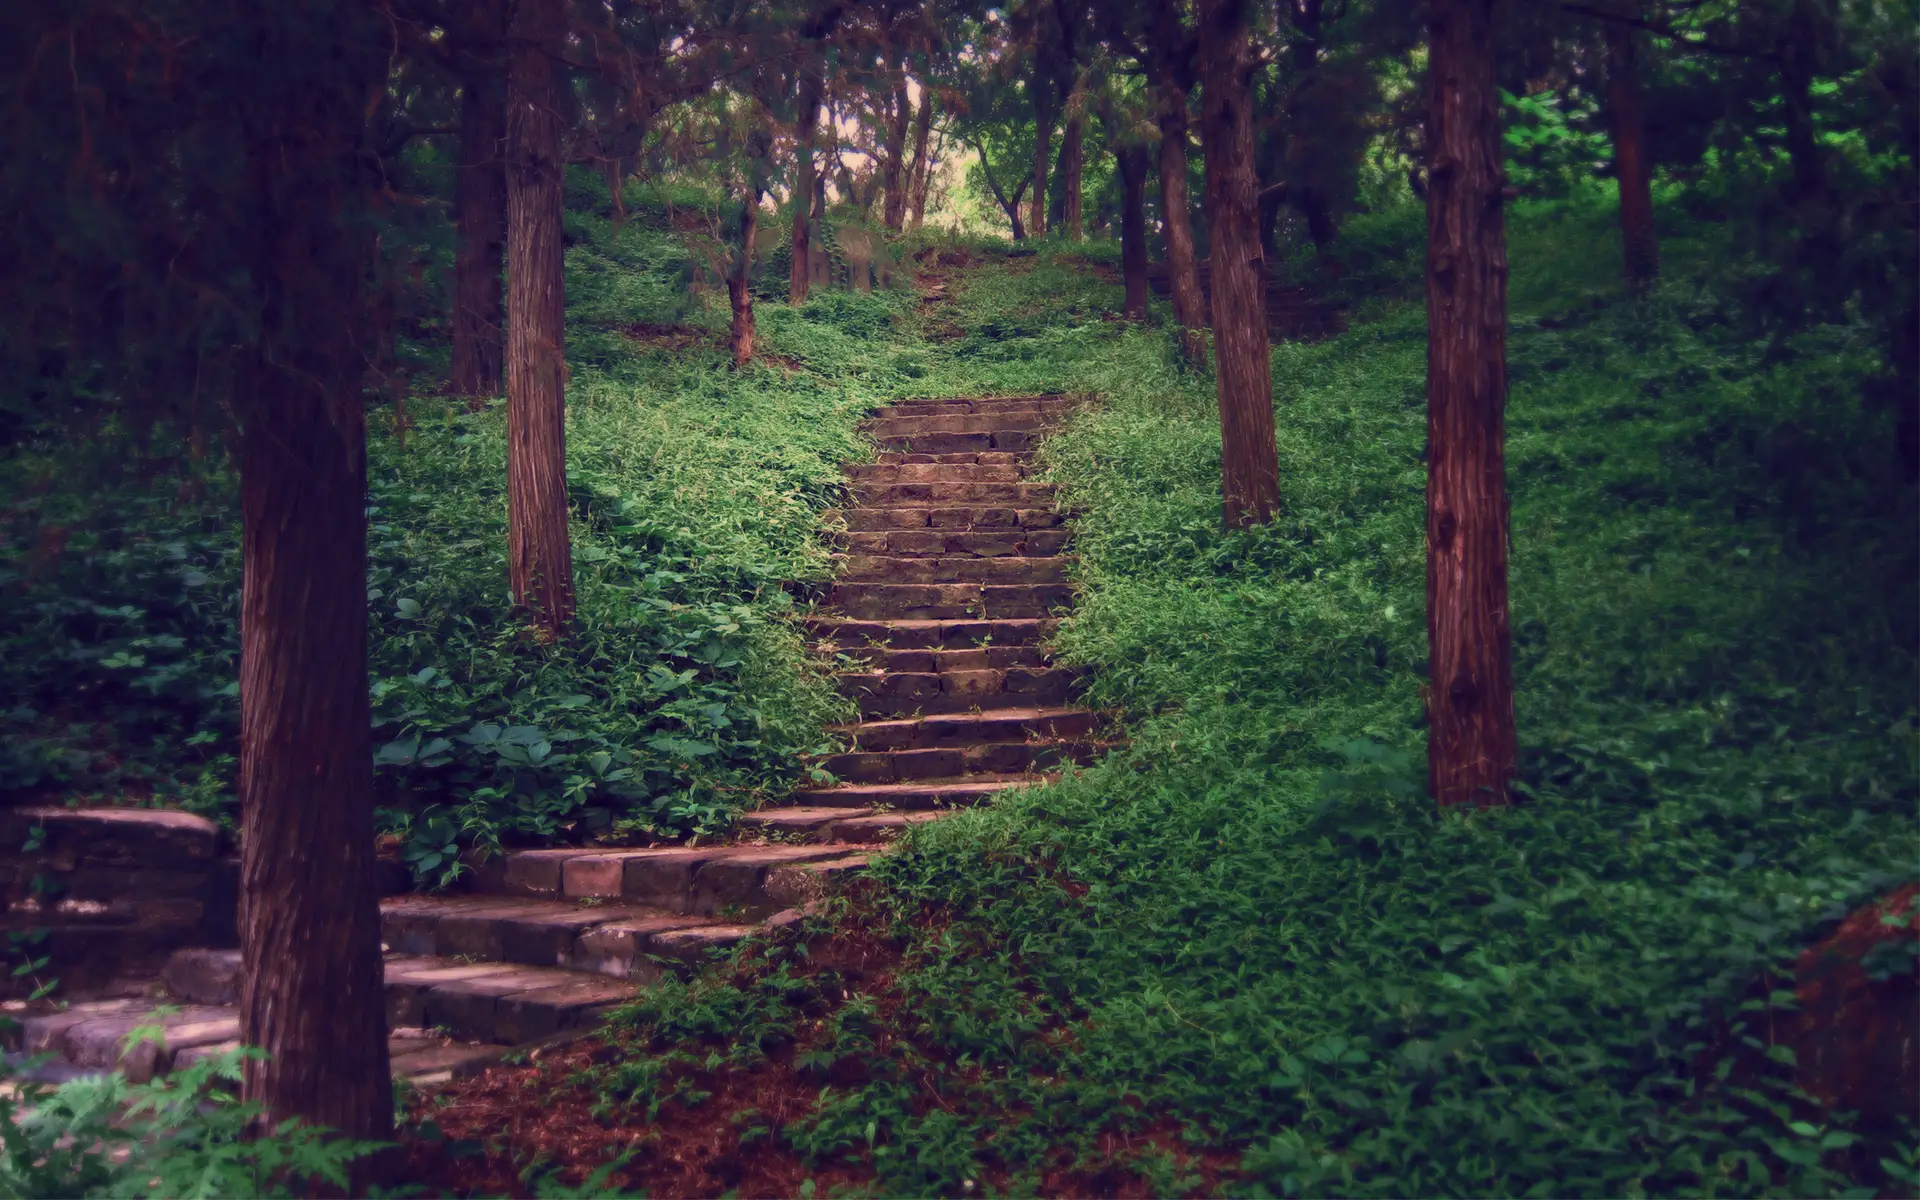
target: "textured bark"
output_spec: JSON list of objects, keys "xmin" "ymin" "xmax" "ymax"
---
[
  {"xmin": 906, "ymin": 92, "xmax": 935, "ymax": 230},
  {"xmin": 1118, "ymin": 144, "xmax": 1150, "ymax": 319},
  {"xmin": 1198, "ymin": 0, "xmax": 1278, "ymax": 528},
  {"xmin": 1424, "ymin": 0, "xmax": 1515, "ymax": 807},
  {"xmin": 452, "ymin": 54, "xmax": 507, "ymax": 399},
  {"xmin": 729, "ymin": 190, "xmax": 758, "ymax": 366},
  {"xmin": 1060, "ymin": 100, "xmax": 1085, "ymax": 240},
  {"xmin": 1604, "ymin": 15, "xmax": 1659, "ymax": 294},
  {"xmin": 790, "ymin": 71, "xmax": 825, "ymax": 305},
  {"xmin": 882, "ymin": 72, "xmax": 911, "ymax": 231},
  {"xmin": 1031, "ymin": 90, "xmax": 1054, "ymax": 238},
  {"xmin": 505, "ymin": 0, "xmax": 575, "ymax": 640},
  {"xmin": 234, "ymin": 1, "xmax": 391, "ymax": 1148},
  {"xmin": 1155, "ymin": 86, "xmax": 1208, "ymax": 359}
]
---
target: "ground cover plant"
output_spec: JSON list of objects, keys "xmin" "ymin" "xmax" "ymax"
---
[{"xmin": 402, "ymin": 193, "xmax": 1918, "ymax": 1196}]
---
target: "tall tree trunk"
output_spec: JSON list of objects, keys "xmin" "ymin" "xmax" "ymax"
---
[
  {"xmin": 1118, "ymin": 143, "xmax": 1150, "ymax": 318},
  {"xmin": 906, "ymin": 93, "xmax": 935, "ymax": 230},
  {"xmin": 1155, "ymin": 84, "xmax": 1208, "ymax": 359},
  {"xmin": 1778, "ymin": 0, "xmax": 1828, "ymax": 206},
  {"xmin": 1031, "ymin": 89, "xmax": 1054, "ymax": 238},
  {"xmin": 1604, "ymin": 14, "xmax": 1659, "ymax": 294},
  {"xmin": 234, "ymin": 0, "xmax": 391, "ymax": 1150},
  {"xmin": 1424, "ymin": 0, "xmax": 1515, "ymax": 808},
  {"xmin": 729, "ymin": 190, "xmax": 759, "ymax": 366},
  {"xmin": 882, "ymin": 72, "xmax": 911, "ymax": 231},
  {"xmin": 505, "ymin": 0, "xmax": 575, "ymax": 640},
  {"xmin": 790, "ymin": 68, "xmax": 825, "ymax": 304},
  {"xmin": 1197, "ymin": 0, "xmax": 1278, "ymax": 528},
  {"xmin": 1061, "ymin": 95, "xmax": 1085, "ymax": 240},
  {"xmin": 452, "ymin": 54, "xmax": 507, "ymax": 399}
]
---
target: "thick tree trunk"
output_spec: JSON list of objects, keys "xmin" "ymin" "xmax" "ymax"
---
[
  {"xmin": 1424, "ymin": 0, "xmax": 1515, "ymax": 808},
  {"xmin": 790, "ymin": 71, "xmax": 825, "ymax": 304},
  {"xmin": 1061, "ymin": 103, "xmax": 1085, "ymax": 240},
  {"xmin": 1604, "ymin": 16, "xmax": 1659, "ymax": 294},
  {"xmin": 505, "ymin": 0, "xmax": 575, "ymax": 640},
  {"xmin": 1197, "ymin": 0, "xmax": 1278, "ymax": 528},
  {"xmin": 906, "ymin": 93, "xmax": 935, "ymax": 230},
  {"xmin": 1118, "ymin": 144, "xmax": 1150, "ymax": 319},
  {"xmin": 1155, "ymin": 86, "xmax": 1208, "ymax": 359},
  {"xmin": 1031, "ymin": 92, "xmax": 1054, "ymax": 238},
  {"xmin": 883, "ymin": 74, "xmax": 911, "ymax": 231},
  {"xmin": 452, "ymin": 56, "xmax": 507, "ymax": 399},
  {"xmin": 234, "ymin": 1, "xmax": 391, "ymax": 1150},
  {"xmin": 729, "ymin": 190, "xmax": 759, "ymax": 366}
]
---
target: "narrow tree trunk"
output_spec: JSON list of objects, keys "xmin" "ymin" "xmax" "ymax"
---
[
  {"xmin": 1118, "ymin": 144, "xmax": 1150, "ymax": 318},
  {"xmin": 505, "ymin": 0, "xmax": 575, "ymax": 640},
  {"xmin": 1779, "ymin": 0, "xmax": 1827, "ymax": 206},
  {"xmin": 1604, "ymin": 15, "xmax": 1658, "ymax": 294},
  {"xmin": 1424, "ymin": 0, "xmax": 1515, "ymax": 808},
  {"xmin": 1197, "ymin": 0, "xmax": 1278, "ymax": 528},
  {"xmin": 451, "ymin": 57, "xmax": 507, "ymax": 399},
  {"xmin": 1031, "ymin": 92, "xmax": 1054, "ymax": 238},
  {"xmin": 790, "ymin": 70, "xmax": 825, "ymax": 304},
  {"xmin": 1061, "ymin": 101, "xmax": 1085, "ymax": 240},
  {"xmin": 729, "ymin": 190, "xmax": 759, "ymax": 366},
  {"xmin": 235, "ymin": 1, "xmax": 391, "ymax": 1150},
  {"xmin": 906, "ymin": 93, "xmax": 935, "ymax": 230},
  {"xmin": 1156, "ymin": 85, "xmax": 1208, "ymax": 359},
  {"xmin": 883, "ymin": 73, "xmax": 911, "ymax": 231}
]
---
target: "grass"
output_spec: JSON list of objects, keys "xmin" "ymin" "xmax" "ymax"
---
[{"xmin": 419, "ymin": 195, "xmax": 1919, "ymax": 1196}]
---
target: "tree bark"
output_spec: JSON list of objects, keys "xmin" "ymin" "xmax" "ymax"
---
[
  {"xmin": 1061, "ymin": 97, "xmax": 1085, "ymax": 240},
  {"xmin": 452, "ymin": 54, "xmax": 507, "ymax": 399},
  {"xmin": 883, "ymin": 72, "xmax": 911, "ymax": 231},
  {"xmin": 1118, "ymin": 143, "xmax": 1150, "ymax": 318},
  {"xmin": 1155, "ymin": 85, "xmax": 1208, "ymax": 359},
  {"xmin": 1604, "ymin": 14, "xmax": 1659, "ymax": 294},
  {"xmin": 1031, "ymin": 87, "xmax": 1054, "ymax": 238},
  {"xmin": 790, "ymin": 69, "xmax": 825, "ymax": 304},
  {"xmin": 1197, "ymin": 0, "xmax": 1278, "ymax": 528},
  {"xmin": 1424, "ymin": 0, "xmax": 1515, "ymax": 808},
  {"xmin": 906, "ymin": 92, "xmax": 935, "ymax": 230},
  {"xmin": 234, "ymin": 0, "xmax": 391, "ymax": 1150},
  {"xmin": 505, "ymin": 0, "xmax": 576, "ymax": 640},
  {"xmin": 729, "ymin": 190, "xmax": 759, "ymax": 366}
]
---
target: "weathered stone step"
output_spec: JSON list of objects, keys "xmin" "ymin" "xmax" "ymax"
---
[
  {"xmin": 789, "ymin": 774, "xmax": 1048, "ymax": 810},
  {"xmin": 469, "ymin": 842, "xmax": 869, "ymax": 921},
  {"xmin": 847, "ymin": 462, "xmax": 1029, "ymax": 483},
  {"xmin": 837, "ymin": 666, "xmax": 1084, "ymax": 715},
  {"xmin": 825, "ymin": 643, "xmax": 1052, "ymax": 672},
  {"xmin": 853, "ymin": 481, "xmax": 1058, "ymax": 507},
  {"xmin": 826, "ymin": 582, "xmax": 1075, "ymax": 620},
  {"xmin": 878, "ymin": 394, "xmax": 1078, "ymax": 413},
  {"xmin": 868, "ymin": 412, "xmax": 1061, "ymax": 437},
  {"xmin": 734, "ymin": 808, "xmax": 946, "ymax": 844},
  {"xmin": 869, "ymin": 429, "xmax": 1037, "ymax": 454},
  {"xmin": 831, "ymin": 554, "xmax": 1072, "ymax": 584},
  {"xmin": 804, "ymin": 616, "xmax": 1058, "ymax": 650},
  {"xmin": 825, "ymin": 811, "xmax": 949, "ymax": 843},
  {"xmin": 835, "ymin": 706, "xmax": 1102, "ymax": 750},
  {"xmin": 835, "ymin": 505, "xmax": 1063, "ymax": 532},
  {"xmin": 820, "ymin": 739, "xmax": 1103, "ymax": 782},
  {"xmin": 378, "ymin": 895, "xmax": 733, "ymax": 977},
  {"xmin": 874, "ymin": 450, "xmax": 1035, "ymax": 465},
  {"xmin": 837, "ymin": 528, "xmax": 1072, "ymax": 557}
]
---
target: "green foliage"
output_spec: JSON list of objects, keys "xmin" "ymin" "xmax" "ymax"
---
[{"xmin": 0, "ymin": 1041, "xmax": 381, "ymax": 1198}]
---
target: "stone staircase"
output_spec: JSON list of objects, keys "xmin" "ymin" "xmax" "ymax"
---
[{"xmin": 5, "ymin": 393, "xmax": 1100, "ymax": 1087}]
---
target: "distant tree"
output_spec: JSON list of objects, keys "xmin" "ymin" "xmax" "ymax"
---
[
  {"xmin": 1424, "ymin": 0, "xmax": 1516, "ymax": 807},
  {"xmin": 447, "ymin": 0, "xmax": 510, "ymax": 398},
  {"xmin": 1602, "ymin": 4, "xmax": 1658, "ymax": 293},
  {"xmin": 1093, "ymin": 79, "xmax": 1153, "ymax": 317},
  {"xmin": 790, "ymin": 4, "xmax": 844, "ymax": 304}
]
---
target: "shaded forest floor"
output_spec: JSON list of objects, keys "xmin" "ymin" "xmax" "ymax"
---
[{"xmin": 396, "ymin": 195, "xmax": 1918, "ymax": 1197}]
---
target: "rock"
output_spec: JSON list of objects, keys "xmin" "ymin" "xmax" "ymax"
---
[{"xmin": 163, "ymin": 947, "xmax": 244, "ymax": 1005}]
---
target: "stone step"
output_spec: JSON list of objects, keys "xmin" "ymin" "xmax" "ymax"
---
[
  {"xmin": 824, "ymin": 643, "xmax": 1053, "ymax": 672},
  {"xmin": 834, "ymin": 505, "xmax": 1063, "ymax": 532},
  {"xmin": 826, "ymin": 811, "xmax": 949, "ymax": 843},
  {"xmin": 378, "ymin": 895, "xmax": 734, "ymax": 977},
  {"xmin": 837, "ymin": 528, "xmax": 1072, "ymax": 557},
  {"xmin": 735, "ymin": 806, "xmax": 872, "ymax": 837},
  {"xmin": 819, "ymin": 739, "xmax": 1104, "ymax": 782},
  {"xmin": 789, "ymin": 774, "xmax": 1048, "ymax": 810},
  {"xmin": 834, "ymin": 706, "xmax": 1102, "ymax": 750},
  {"xmin": 803, "ymin": 616, "xmax": 1058, "ymax": 650},
  {"xmin": 826, "ymin": 582, "xmax": 1075, "ymax": 620},
  {"xmin": 831, "ymin": 554, "xmax": 1072, "ymax": 584},
  {"xmin": 853, "ymin": 481, "xmax": 1058, "ymax": 507},
  {"xmin": 468, "ymin": 843, "xmax": 870, "ymax": 921},
  {"xmin": 869, "ymin": 429, "xmax": 1036, "ymax": 454},
  {"xmin": 846, "ymin": 462, "xmax": 1030, "ymax": 484},
  {"xmin": 874, "ymin": 451, "xmax": 1035, "ymax": 465},
  {"xmin": 836, "ymin": 666, "xmax": 1084, "ymax": 715},
  {"xmin": 866, "ymin": 413, "xmax": 1059, "ymax": 438},
  {"xmin": 878, "ymin": 394, "xmax": 1077, "ymax": 414}
]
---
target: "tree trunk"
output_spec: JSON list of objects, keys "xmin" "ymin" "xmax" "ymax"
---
[
  {"xmin": 1604, "ymin": 15, "xmax": 1658, "ymax": 294},
  {"xmin": 729, "ymin": 190, "xmax": 759, "ymax": 366},
  {"xmin": 1031, "ymin": 91, "xmax": 1054, "ymax": 238},
  {"xmin": 906, "ymin": 93, "xmax": 935, "ymax": 230},
  {"xmin": 505, "ymin": 0, "xmax": 576, "ymax": 640},
  {"xmin": 1118, "ymin": 143, "xmax": 1150, "ymax": 319},
  {"xmin": 790, "ymin": 69, "xmax": 825, "ymax": 304},
  {"xmin": 1061, "ymin": 102, "xmax": 1085, "ymax": 240},
  {"xmin": 234, "ymin": 0, "xmax": 391, "ymax": 1151},
  {"xmin": 451, "ymin": 55, "xmax": 507, "ymax": 399},
  {"xmin": 1197, "ymin": 0, "xmax": 1278, "ymax": 528},
  {"xmin": 1155, "ymin": 85, "xmax": 1208, "ymax": 359},
  {"xmin": 883, "ymin": 73, "xmax": 911, "ymax": 231},
  {"xmin": 1778, "ymin": 0, "xmax": 1828, "ymax": 206},
  {"xmin": 1424, "ymin": 0, "xmax": 1515, "ymax": 808}
]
